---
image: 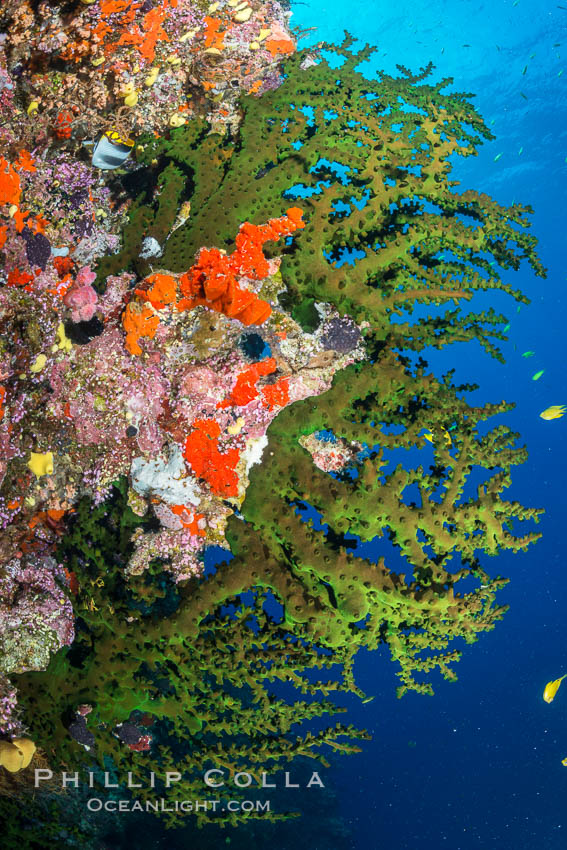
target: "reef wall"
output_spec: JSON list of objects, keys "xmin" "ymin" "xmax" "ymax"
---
[{"xmin": 0, "ymin": 4, "xmax": 545, "ymax": 840}]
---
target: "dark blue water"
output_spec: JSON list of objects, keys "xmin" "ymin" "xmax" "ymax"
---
[{"xmin": 289, "ymin": 1, "xmax": 567, "ymax": 847}]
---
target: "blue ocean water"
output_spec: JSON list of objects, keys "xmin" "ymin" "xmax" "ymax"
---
[{"xmin": 288, "ymin": 1, "xmax": 567, "ymax": 847}]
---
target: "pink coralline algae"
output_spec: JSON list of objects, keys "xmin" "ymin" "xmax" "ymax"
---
[
  {"xmin": 0, "ymin": 0, "xmax": 322, "ymax": 758},
  {"xmin": 0, "ymin": 676, "xmax": 20, "ymax": 736},
  {"xmin": 0, "ymin": 554, "xmax": 75, "ymax": 676},
  {"xmin": 0, "ymin": 554, "xmax": 74, "ymax": 734},
  {"xmin": 299, "ymin": 431, "xmax": 363, "ymax": 474},
  {"xmin": 0, "ymin": 205, "xmax": 365, "ymax": 586},
  {"xmin": 0, "ymin": 122, "xmax": 365, "ymax": 721},
  {"xmin": 0, "ymin": 0, "xmax": 298, "ymax": 142},
  {"xmin": 63, "ymin": 268, "xmax": 98, "ymax": 323}
]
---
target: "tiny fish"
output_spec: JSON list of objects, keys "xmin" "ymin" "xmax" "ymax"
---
[
  {"xmin": 516, "ymin": 305, "xmax": 522, "ymax": 312},
  {"xmin": 362, "ymin": 696, "xmax": 374, "ymax": 704},
  {"xmin": 513, "ymin": 0, "xmax": 519, "ymax": 5},
  {"xmin": 529, "ymin": 53, "xmax": 536, "ymax": 58},
  {"xmin": 559, "ymin": 69, "xmax": 564, "ymax": 76},
  {"xmin": 540, "ymin": 405, "xmax": 566, "ymax": 420},
  {"xmin": 503, "ymin": 323, "xmax": 511, "ymax": 332},
  {"xmin": 518, "ymin": 146, "xmax": 524, "ymax": 154},
  {"xmin": 520, "ymin": 92, "xmax": 528, "ymax": 99},
  {"xmin": 532, "ymin": 370, "xmax": 545, "ymax": 381},
  {"xmin": 494, "ymin": 152, "xmax": 504, "ymax": 161},
  {"xmin": 463, "ymin": 43, "xmax": 471, "ymax": 47},
  {"xmin": 562, "ymin": 757, "xmax": 567, "ymax": 766},
  {"xmin": 422, "ymin": 428, "xmax": 450, "ymax": 448},
  {"xmin": 544, "ymin": 674, "xmax": 567, "ymax": 703},
  {"xmin": 521, "ymin": 350, "xmax": 535, "ymax": 357}
]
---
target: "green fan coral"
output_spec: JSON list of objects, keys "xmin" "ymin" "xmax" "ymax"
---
[
  {"xmin": 15, "ymin": 483, "xmax": 370, "ymax": 828},
  {"xmin": 234, "ymin": 351, "xmax": 543, "ymax": 696},
  {"xmin": 113, "ymin": 34, "xmax": 544, "ymax": 360},
  {"xmin": 105, "ymin": 35, "xmax": 542, "ymax": 692},
  {"xmin": 169, "ymin": 349, "xmax": 542, "ymax": 698},
  {"xmin": 4, "ymin": 35, "xmax": 545, "ymax": 836}
]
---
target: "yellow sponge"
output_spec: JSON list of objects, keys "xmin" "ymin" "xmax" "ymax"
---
[
  {"xmin": 28, "ymin": 451, "xmax": 54, "ymax": 478},
  {"xmin": 0, "ymin": 738, "xmax": 36, "ymax": 772}
]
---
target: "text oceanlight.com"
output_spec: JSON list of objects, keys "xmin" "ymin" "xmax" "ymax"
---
[{"xmin": 87, "ymin": 798, "xmax": 271, "ymax": 814}]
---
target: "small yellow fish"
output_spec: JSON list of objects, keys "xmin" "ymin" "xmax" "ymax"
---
[
  {"xmin": 422, "ymin": 428, "xmax": 451, "ymax": 447},
  {"xmin": 543, "ymin": 674, "xmax": 567, "ymax": 703},
  {"xmin": 540, "ymin": 405, "xmax": 566, "ymax": 421},
  {"xmin": 562, "ymin": 757, "xmax": 567, "ymax": 766}
]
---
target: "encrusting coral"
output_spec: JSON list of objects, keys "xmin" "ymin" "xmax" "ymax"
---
[{"xmin": 0, "ymin": 0, "xmax": 299, "ymax": 147}]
